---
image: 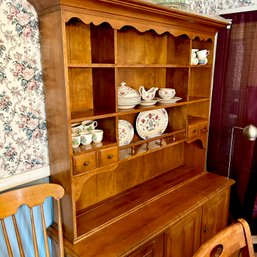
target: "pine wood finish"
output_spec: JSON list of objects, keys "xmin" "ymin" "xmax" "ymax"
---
[
  {"xmin": 27, "ymin": 0, "xmax": 234, "ymax": 256},
  {"xmin": 0, "ymin": 183, "xmax": 65, "ymax": 257},
  {"xmin": 192, "ymin": 219, "xmax": 255, "ymax": 257}
]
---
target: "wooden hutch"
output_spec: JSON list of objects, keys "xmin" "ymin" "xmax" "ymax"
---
[{"xmin": 28, "ymin": 0, "xmax": 234, "ymax": 256}]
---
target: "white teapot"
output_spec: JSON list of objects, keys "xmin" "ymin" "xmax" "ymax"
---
[{"xmin": 138, "ymin": 86, "xmax": 158, "ymax": 101}]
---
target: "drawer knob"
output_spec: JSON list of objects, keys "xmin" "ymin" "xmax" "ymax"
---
[
  {"xmin": 203, "ymin": 227, "xmax": 209, "ymax": 233},
  {"xmin": 108, "ymin": 154, "xmax": 113, "ymax": 159},
  {"xmin": 84, "ymin": 161, "xmax": 90, "ymax": 166}
]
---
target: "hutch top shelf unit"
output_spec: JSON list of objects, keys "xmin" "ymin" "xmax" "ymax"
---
[{"xmin": 28, "ymin": 1, "xmax": 233, "ymax": 255}]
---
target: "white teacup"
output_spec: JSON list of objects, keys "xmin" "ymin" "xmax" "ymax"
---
[
  {"xmin": 92, "ymin": 129, "xmax": 104, "ymax": 143},
  {"xmin": 197, "ymin": 49, "xmax": 210, "ymax": 60},
  {"xmin": 80, "ymin": 132, "xmax": 92, "ymax": 145},
  {"xmin": 82, "ymin": 120, "xmax": 98, "ymax": 131},
  {"xmin": 158, "ymin": 88, "xmax": 176, "ymax": 100},
  {"xmin": 72, "ymin": 134, "xmax": 80, "ymax": 148},
  {"xmin": 71, "ymin": 123, "xmax": 83, "ymax": 134}
]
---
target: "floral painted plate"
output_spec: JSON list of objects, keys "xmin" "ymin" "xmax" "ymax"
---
[
  {"xmin": 136, "ymin": 108, "xmax": 168, "ymax": 139},
  {"xmin": 118, "ymin": 120, "xmax": 134, "ymax": 146}
]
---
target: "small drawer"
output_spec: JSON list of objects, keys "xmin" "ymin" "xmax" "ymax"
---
[
  {"xmin": 199, "ymin": 121, "xmax": 208, "ymax": 134},
  {"xmin": 73, "ymin": 152, "xmax": 97, "ymax": 175},
  {"xmin": 98, "ymin": 146, "xmax": 118, "ymax": 167},
  {"xmin": 188, "ymin": 124, "xmax": 199, "ymax": 138}
]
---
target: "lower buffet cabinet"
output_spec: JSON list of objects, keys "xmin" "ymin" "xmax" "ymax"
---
[{"xmin": 51, "ymin": 173, "xmax": 233, "ymax": 257}]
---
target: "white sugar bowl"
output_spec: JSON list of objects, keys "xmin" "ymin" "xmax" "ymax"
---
[
  {"xmin": 118, "ymin": 82, "xmax": 140, "ymax": 98},
  {"xmin": 158, "ymin": 88, "xmax": 176, "ymax": 100}
]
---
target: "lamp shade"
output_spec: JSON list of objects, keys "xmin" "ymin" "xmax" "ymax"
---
[{"xmin": 242, "ymin": 124, "xmax": 257, "ymax": 141}]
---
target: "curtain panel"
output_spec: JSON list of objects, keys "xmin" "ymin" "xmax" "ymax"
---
[{"xmin": 207, "ymin": 11, "xmax": 257, "ymax": 232}]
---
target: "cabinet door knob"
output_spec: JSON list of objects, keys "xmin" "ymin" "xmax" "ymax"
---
[
  {"xmin": 108, "ymin": 154, "xmax": 113, "ymax": 159},
  {"xmin": 203, "ymin": 227, "xmax": 209, "ymax": 233},
  {"xmin": 84, "ymin": 161, "xmax": 90, "ymax": 166}
]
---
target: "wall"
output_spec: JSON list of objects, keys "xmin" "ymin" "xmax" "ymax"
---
[
  {"xmin": 0, "ymin": 0, "xmax": 49, "ymax": 190},
  {"xmin": 153, "ymin": 0, "xmax": 257, "ymax": 14}
]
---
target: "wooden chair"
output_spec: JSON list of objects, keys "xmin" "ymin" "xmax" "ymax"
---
[
  {"xmin": 0, "ymin": 183, "xmax": 65, "ymax": 257},
  {"xmin": 193, "ymin": 218, "xmax": 255, "ymax": 257}
]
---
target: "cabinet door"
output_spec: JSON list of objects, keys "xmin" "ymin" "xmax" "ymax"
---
[
  {"xmin": 165, "ymin": 208, "xmax": 202, "ymax": 257},
  {"xmin": 127, "ymin": 234, "xmax": 164, "ymax": 257},
  {"xmin": 201, "ymin": 189, "xmax": 230, "ymax": 244}
]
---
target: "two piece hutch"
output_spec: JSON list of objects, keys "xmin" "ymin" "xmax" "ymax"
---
[{"xmin": 28, "ymin": 0, "xmax": 234, "ymax": 256}]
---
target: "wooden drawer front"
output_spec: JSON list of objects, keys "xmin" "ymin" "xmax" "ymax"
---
[
  {"xmin": 73, "ymin": 152, "xmax": 97, "ymax": 175},
  {"xmin": 199, "ymin": 121, "xmax": 208, "ymax": 134},
  {"xmin": 99, "ymin": 147, "xmax": 118, "ymax": 167},
  {"xmin": 188, "ymin": 124, "xmax": 199, "ymax": 138}
]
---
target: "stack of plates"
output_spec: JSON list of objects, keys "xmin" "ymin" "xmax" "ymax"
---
[{"xmin": 118, "ymin": 96, "xmax": 141, "ymax": 109}]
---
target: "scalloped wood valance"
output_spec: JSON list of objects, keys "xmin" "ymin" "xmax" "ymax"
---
[{"xmin": 28, "ymin": 0, "xmax": 229, "ymax": 41}]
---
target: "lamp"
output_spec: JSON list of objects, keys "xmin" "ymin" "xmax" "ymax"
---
[{"xmin": 227, "ymin": 124, "xmax": 257, "ymax": 178}]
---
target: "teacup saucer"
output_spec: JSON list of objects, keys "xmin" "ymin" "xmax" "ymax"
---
[
  {"xmin": 158, "ymin": 97, "xmax": 182, "ymax": 104},
  {"xmin": 139, "ymin": 98, "xmax": 160, "ymax": 106}
]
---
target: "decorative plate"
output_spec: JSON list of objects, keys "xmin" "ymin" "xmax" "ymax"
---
[
  {"xmin": 136, "ymin": 109, "xmax": 168, "ymax": 139},
  {"xmin": 118, "ymin": 120, "xmax": 134, "ymax": 146},
  {"xmin": 159, "ymin": 97, "xmax": 182, "ymax": 104}
]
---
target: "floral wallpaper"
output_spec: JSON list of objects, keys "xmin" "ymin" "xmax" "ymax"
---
[
  {"xmin": 189, "ymin": 0, "xmax": 256, "ymax": 14},
  {"xmin": 0, "ymin": 0, "xmax": 256, "ymax": 181},
  {"xmin": 154, "ymin": 0, "xmax": 257, "ymax": 14},
  {"xmin": 0, "ymin": 0, "xmax": 48, "ymax": 179}
]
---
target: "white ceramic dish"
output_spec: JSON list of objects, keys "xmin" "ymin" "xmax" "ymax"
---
[
  {"xmin": 136, "ymin": 108, "xmax": 168, "ymax": 139},
  {"xmin": 118, "ymin": 82, "xmax": 140, "ymax": 98},
  {"xmin": 139, "ymin": 98, "xmax": 160, "ymax": 106},
  {"xmin": 118, "ymin": 105, "xmax": 137, "ymax": 110},
  {"xmin": 158, "ymin": 97, "xmax": 182, "ymax": 104},
  {"xmin": 118, "ymin": 120, "xmax": 134, "ymax": 146}
]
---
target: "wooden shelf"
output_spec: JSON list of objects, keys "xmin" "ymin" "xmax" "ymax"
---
[
  {"xmin": 116, "ymin": 64, "xmax": 190, "ymax": 68},
  {"xmin": 71, "ymin": 110, "xmax": 117, "ymax": 123},
  {"xmin": 68, "ymin": 63, "xmax": 116, "ymax": 68},
  {"xmin": 117, "ymin": 97, "xmax": 210, "ymax": 116}
]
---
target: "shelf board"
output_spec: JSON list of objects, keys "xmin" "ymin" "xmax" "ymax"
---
[
  {"xmin": 68, "ymin": 63, "xmax": 190, "ymax": 68},
  {"xmin": 71, "ymin": 110, "xmax": 117, "ymax": 123},
  {"xmin": 118, "ymin": 97, "xmax": 209, "ymax": 116},
  {"xmin": 187, "ymin": 96, "xmax": 210, "ymax": 103},
  {"xmin": 116, "ymin": 64, "xmax": 189, "ymax": 68},
  {"xmin": 68, "ymin": 63, "xmax": 115, "ymax": 68},
  {"xmin": 190, "ymin": 64, "xmax": 213, "ymax": 68}
]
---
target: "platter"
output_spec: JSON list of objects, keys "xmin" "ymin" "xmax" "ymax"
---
[
  {"xmin": 158, "ymin": 97, "xmax": 182, "ymax": 104},
  {"xmin": 136, "ymin": 108, "xmax": 168, "ymax": 139},
  {"xmin": 118, "ymin": 120, "xmax": 134, "ymax": 146}
]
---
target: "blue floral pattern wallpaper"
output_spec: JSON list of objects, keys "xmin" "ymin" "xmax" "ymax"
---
[
  {"xmin": 0, "ymin": 0, "xmax": 48, "ymax": 179},
  {"xmin": 0, "ymin": 0, "xmax": 256, "ymax": 180}
]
